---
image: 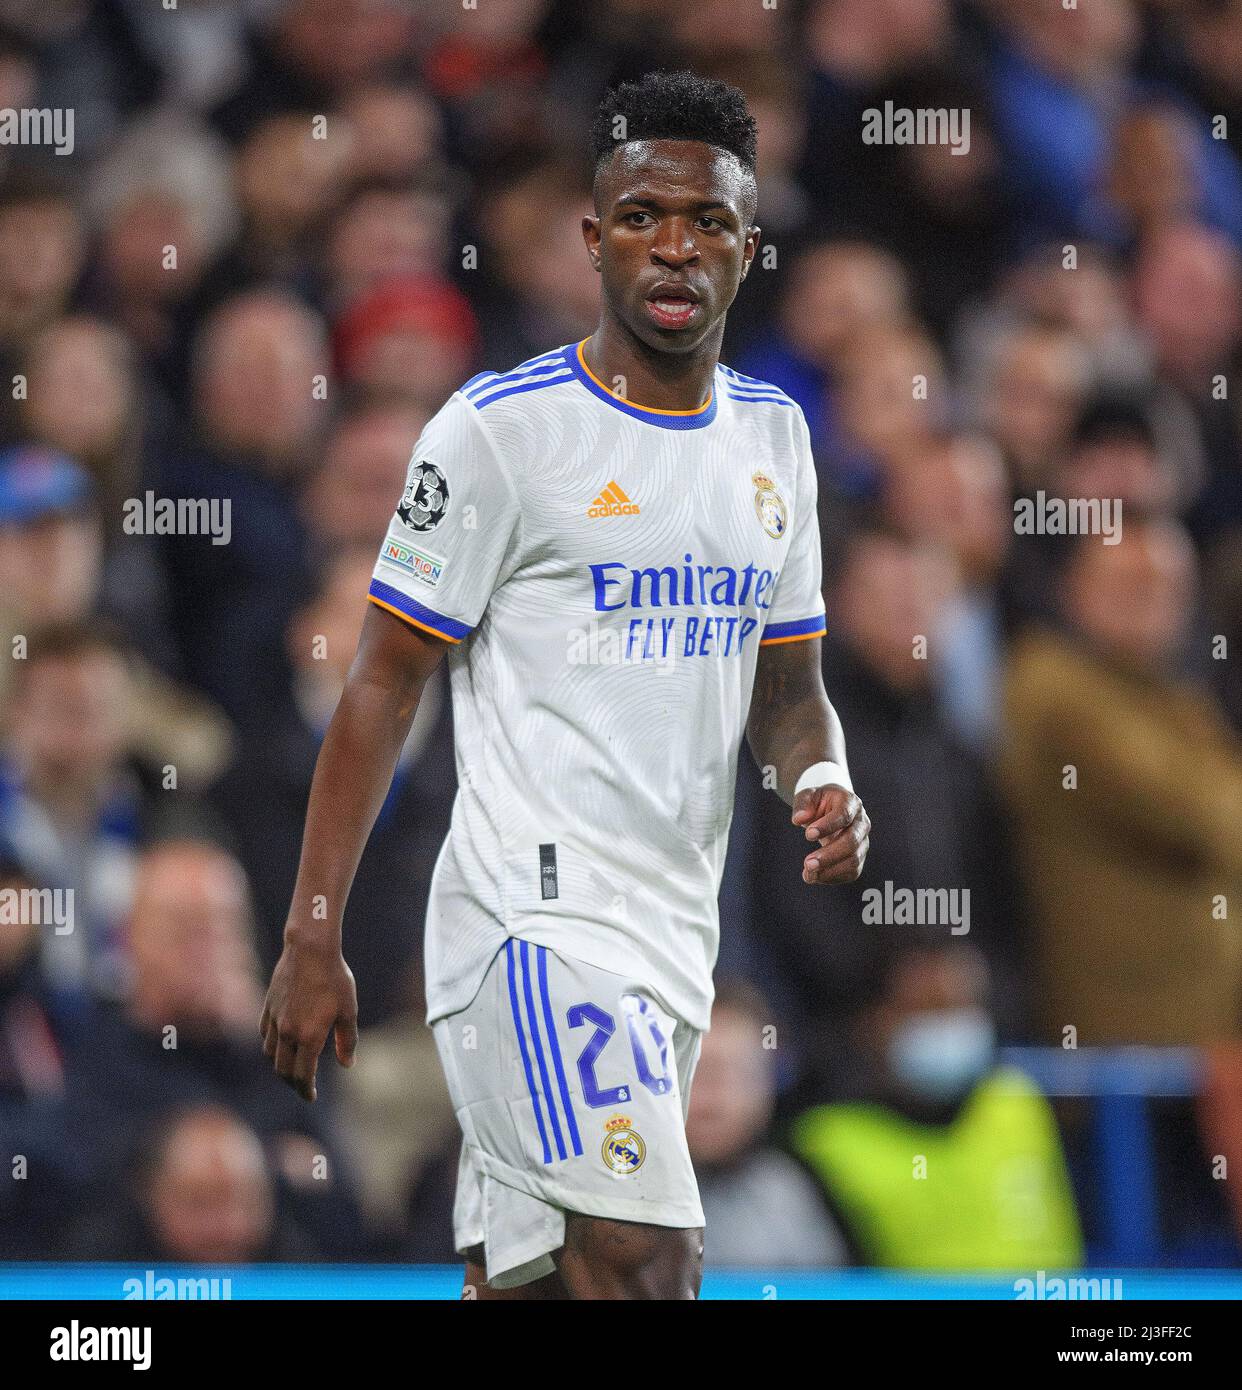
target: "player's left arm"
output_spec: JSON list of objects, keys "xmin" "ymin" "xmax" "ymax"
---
[{"xmin": 746, "ymin": 635, "xmax": 870, "ymax": 885}]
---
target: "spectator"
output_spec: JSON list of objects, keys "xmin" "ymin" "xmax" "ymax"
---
[
  {"xmin": 736, "ymin": 240, "xmax": 913, "ymax": 459},
  {"xmin": 209, "ymin": 0, "xmax": 418, "ymax": 145},
  {"xmin": 64, "ymin": 838, "xmax": 364, "ymax": 1255},
  {"xmin": 1105, "ymin": 104, "xmax": 1200, "ymax": 248},
  {"xmin": 1001, "ymin": 386, "xmax": 1189, "ymax": 632},
  {"xmin": 956, "ymin": 241, "xmax": 1147, "ymax": 400},
  {"xmin": 1000, "ymin": 517, "xmax": 1242, "ymax": 1043},
  {"xmin": 82, "ymin": 110, "xmax": 239, "ymax": 406},
  {"xmin": 1176, "ymin": 0, "xmax": 1242, "ymax": 166},
  {"xmin": 883, "ymin": 432, "xmax": 1013, "ymax": 750},
  {"xmin": 826, "ymin": 322, "xmax": 949, "ymax": 501},
  {"xmin": 335, "ymin": 962, "xmax": 457, "ymax": 1247},
  {"xmin": 0, "ymin": 853, "xmax": 76, "ymax": 1097},
  {"xmin": 0, "ymin": 447, "xmax": 102, "ymax": 639},
  {"xmin": 303, "ymin": 400, "xmax": 431, "ymax": 553},
  {"xmin": 0, "ymin": 446, "xmax": 232, "ymax": 786},
  {"xmin": 339, "ymin": 83, "xmax": 446, "ymax": 184},
  {"xmin": 418, "ymin": 0, "xmax": 554, "ymax": 173},
  {"xmin": 17, "ymin": 315, "xmax": 143, "ymax": 528},
  {"xmin": 686, "ymin": 978, "xmax": 847, "ymax": 1269},
  {"xmin": 1133, "ymin": 220, "xmax": 1242, "ymax": 398},
  {"xmin": 0, "ymin": 854, "xmax": 81, "ymax": 1257},
  {"xmin": 471, "ymin": 161, "xmax": 598, "ymax": 369},
  {"xmin": 325, "ymin": 179, "xmax": 456, "ymax": 307},
  {"xmin": 0, "ymin": 621, "xmax": 155, "ymax": 1002},
  {"xmin": 1131, "ymin": 221, "xmax": 1242, "ymax": 537},
  {"xmin": 966, "ymin": 323, "xmax": 1092, "ymax": 493},
  {"xmin": 797, "ymin": 0, "xmax": 956, "ymax": 231},
  {"xmin": 332, "ymin": 275, "xmax": 478, "ymax": 411},
  {"xmin": 698, "ymin": 51, "xmax": 811, "ymax": 246},
  {"xmin": 750, "ymin": 519, "xmax": 1030, "ymax": 1080},
  {"xmin": 0, "ymin": 178, "xmax": 85, "ymax": 444},
  {"xmin": 790, "ymin": 941, "xmax": 1084, "ymax": 1269},
  {"xmin": 67, "ymin": 1103, "xmax": 313, "ymax": 1263},
  {"xmin": 154, "ymin": 289, "xmax": 326, "ymax": 731},
  {"xmin": 186, "ymin": 109, "xmax": 354, "ymax": 322}
]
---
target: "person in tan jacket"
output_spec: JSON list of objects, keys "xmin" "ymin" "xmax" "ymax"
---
[{"xmin": 1001, "ymin": 515, "xmax": 1242, "ymax": 1045}]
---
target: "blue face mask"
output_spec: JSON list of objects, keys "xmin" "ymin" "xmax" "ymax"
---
[{"xmin": 888, "ymin": 1007, "xmax": 996, "ymax": 1103}]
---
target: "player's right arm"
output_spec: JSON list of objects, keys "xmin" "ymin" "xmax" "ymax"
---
[
  {"xmin": 260, "ymin": 606, "xmax": 448, "ymax": 1101},
  {"xmin": 261, "ymin": 388, "xmax": 522, "ymax": 1100}
]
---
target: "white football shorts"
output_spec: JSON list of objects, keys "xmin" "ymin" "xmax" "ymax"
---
[{"xmin": 431, "ymin": 937, "xmax": 705, "ymax": 1289}]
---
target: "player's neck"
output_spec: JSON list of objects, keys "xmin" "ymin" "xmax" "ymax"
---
[{"xmin": 583, "ymin": 319, "xmax": 720, "ymax": 413}]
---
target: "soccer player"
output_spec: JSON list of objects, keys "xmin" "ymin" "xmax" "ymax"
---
[{"xmin": 261, "ymin": 70, "xmax": 871, "ymax": 1300}]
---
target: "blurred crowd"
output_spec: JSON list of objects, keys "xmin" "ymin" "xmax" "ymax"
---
[{"xmin": 2, "ymin": 0, "xmax": 1242, "ymax": 1272}]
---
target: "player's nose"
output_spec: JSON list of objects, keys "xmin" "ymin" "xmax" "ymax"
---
[{"xmin": 650, "ymin": 222, "xmax": 700, "ymax": 267}]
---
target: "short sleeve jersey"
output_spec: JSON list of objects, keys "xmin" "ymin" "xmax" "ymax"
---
[{"xmin": 369, "ymin": 340, "xmax": 826, "ymax": 1030}]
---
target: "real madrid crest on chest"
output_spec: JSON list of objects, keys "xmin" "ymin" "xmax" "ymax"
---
[
  {"xmin": 399, "ymin": 461, "xmax": 449, "ymax": 532},
  {"xmin": 752, "ymin": 471, "xmax": 787, "ymax": 539}
]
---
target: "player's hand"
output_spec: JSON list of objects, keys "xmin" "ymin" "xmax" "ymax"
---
[
  {"xmin": 791, "ymin": 784, "xmax": 870, "ymax": 885},
  {"xmin": 260, "ymin": 937, "xmax": 358, "ymax": 1102}
]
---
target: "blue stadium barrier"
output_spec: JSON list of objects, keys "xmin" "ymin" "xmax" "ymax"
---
[
  {"xmin": 1001, "ymin": 1046, "xmax": 1208, "ymax": 1267},
  {"xmin": 3, "ymin": 1264, "xmax": 1242, "ymax": 1299}
]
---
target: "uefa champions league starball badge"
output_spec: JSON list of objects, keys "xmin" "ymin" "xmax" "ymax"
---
[
  {"xmin": 752, "ymin": 472, "xmax": 787, "ymax": 539},
  {"xmin": 398, "ymin": 461, "xmax": 450, "ymax": 532},
  {"xmin": 601, "ymin": 1115, "xmax": 646, "ymax": 1175}
]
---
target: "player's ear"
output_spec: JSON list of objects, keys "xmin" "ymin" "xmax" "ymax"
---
[
  {"xmin": 582, "ymin": 214, "xmax": 602, "ymax": 271},
  {"xmin": 740, "ymin": 226, "xmax": 761, "ymax": 281}
]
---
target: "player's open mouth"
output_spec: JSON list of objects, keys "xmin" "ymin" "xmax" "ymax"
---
[{"xmin": 645, "ymin": 296, "xmax": 700, "ymax": 330}]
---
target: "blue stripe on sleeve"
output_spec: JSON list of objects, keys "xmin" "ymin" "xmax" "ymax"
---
[
  {"xmin": 368, "ymin": 578, "xmax": 472, "ymax": 641},
  {"xmin": 761, "ymin": 613, "xmax": 827, "ymax": 642},
  {"xmin": 471, "ymin": 370, "xmax": 574, "ymax": 409}
]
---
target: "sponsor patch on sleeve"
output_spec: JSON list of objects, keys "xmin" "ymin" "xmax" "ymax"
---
[{"xmin": 378, "ymin": 532, "xmax": 446, "ymax": 588}]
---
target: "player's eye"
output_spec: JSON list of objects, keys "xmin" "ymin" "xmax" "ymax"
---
[
  {"xmin": 623, "ymin": 211, "xmax": 654, "ymax": 227},
  {"xmin": 696, "ymin": 216, "xmax": 724, "ymax": 231}
]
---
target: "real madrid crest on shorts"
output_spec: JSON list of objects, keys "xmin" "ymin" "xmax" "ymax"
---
[
  {"xmin": 398, "ymin": 460, "xmax": 449, "ymax": 532},
  {"xmin": 601, "ymin": 1115, "xmax": 646, "ymax": 1175},
  {"xmin": 752, "ymin": 471, "xmax": 787, "ymax": 539}
]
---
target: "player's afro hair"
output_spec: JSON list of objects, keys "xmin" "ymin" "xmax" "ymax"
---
[{"xmin": 591, "ymin": 70, "xmax": 758, "ymax": 175}]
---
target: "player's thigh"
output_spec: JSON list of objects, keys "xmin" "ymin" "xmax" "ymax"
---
[{"xmin": 556, "ymin": 1213, "xmax": 704, "ymax": 1300}]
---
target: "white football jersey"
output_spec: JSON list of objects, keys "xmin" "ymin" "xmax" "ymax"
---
[{"xmin": 369, "ymin": 340, "xmax": 826, "ymax": 1031}]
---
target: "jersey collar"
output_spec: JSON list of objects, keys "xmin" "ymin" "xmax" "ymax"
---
[{"xmin": 564, "ymin": 339, "xmax": 718, "ymax": 430}]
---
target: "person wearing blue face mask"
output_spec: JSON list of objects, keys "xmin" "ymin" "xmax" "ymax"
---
[
  {"xmin": 789, "ymin": 941, "xmax": 1083, "ymax": 1270},
  {"xmin": 886, "ymin": 1002, "xmax": 998, "ymax": 1107}
]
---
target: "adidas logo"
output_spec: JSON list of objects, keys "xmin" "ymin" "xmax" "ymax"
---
[{"xmin": 587, "ymin": 481, "xmax": 640, "ymax": 518}]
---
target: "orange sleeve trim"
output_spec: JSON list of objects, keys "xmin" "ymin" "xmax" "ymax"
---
[
  {"xmin": 367, "ymin": 594, "xmax": 462, "ymax": 644},
  {"xmin": 759, "ymin": 629, "xmax": 825, "ymax": 647}
]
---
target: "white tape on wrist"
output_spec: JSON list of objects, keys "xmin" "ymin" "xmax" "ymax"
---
[{"xmin": 794, "ymin": 760, "xmax": 853, "ymax": 796}]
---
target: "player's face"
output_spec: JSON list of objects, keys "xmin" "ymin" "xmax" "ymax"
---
[{"xmin": 584, "ymin": 140, "xmax": 760, "ymax": 354}]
